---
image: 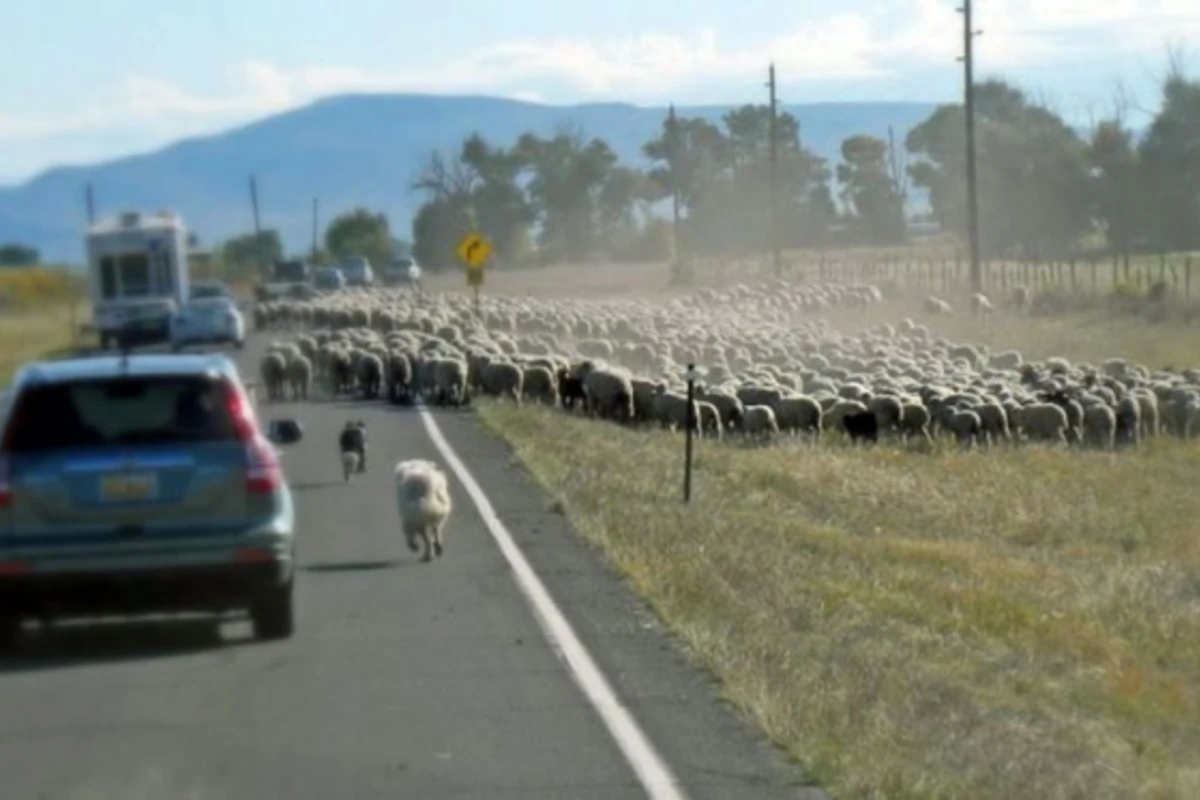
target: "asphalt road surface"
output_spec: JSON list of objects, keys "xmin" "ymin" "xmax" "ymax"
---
[{"xmin": 0, "ymin": 334, "xmax": 825, "ymax": 800}]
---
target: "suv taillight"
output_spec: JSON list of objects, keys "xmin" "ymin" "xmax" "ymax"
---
[
  {"xmin": 0, "ymin": 457, "xmax": 10, "ymax": 509},
  {"xmin": 0, "ymin": 391, "xmax": 21, "ymax": 509},
  {"xmin": 222, "ymin": 379, "xmax": 281, "ymax": 496}
]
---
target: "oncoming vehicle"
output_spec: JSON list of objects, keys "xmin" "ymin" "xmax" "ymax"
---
[
  {"xmin": 87, "ymin": 210, "xmax": 189, "ymax": 350},
  {"xmin": 0, "ymin": 353, "xmax": 304, "ymax": 650},
  {"xmin": 382, "ymin": 256, "xmax": 417, "ymax": 287},
  {"xmin": 169, "ymin": 295, "xmax": 246, "ymax": 351},
  {"xmin": 339, "ymin": 256, "xmax": 374, "ymax": 287},
  {"xmin": 254, "ymin": 259, "xmax": 312, "ymax": 302},
  {"xmin": 312, "ymin": 267, "xmax": 347, "ymax": 292},
  {"xmin": 188, "ymin": 280, "xmax": 233, "ymax": 301}
]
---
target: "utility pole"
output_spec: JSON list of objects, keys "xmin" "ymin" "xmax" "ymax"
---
[
  {"xmin": 85, "ymin": 183, "xmax": 96, "ymax": 225},
  {"xmin": 667, "ymin": 103, "xmax": 682, "ymax": 267},
  {"xmin": 311, "ymin": 197, "xmax": 319, "ymax": 261},
  {"xmin": 766, "ymin": 63, "xmax": 781, "ymax": 278},
  {"xmin": 960, "ymin": 0, "xmax": 983, "ymax": 293},
  {"xmin": 249, "ymin": 176, "xmax": 262, "ymax": 236}
]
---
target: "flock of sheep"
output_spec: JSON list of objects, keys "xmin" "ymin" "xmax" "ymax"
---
[{"xmin": 251, "ymin": 280, "xmax": 1200, "ymax": 452}]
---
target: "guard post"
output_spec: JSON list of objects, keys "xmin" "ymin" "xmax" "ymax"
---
[{"xmin": 683, "ymin": 362, "xmax": 699, "ymax": 503}]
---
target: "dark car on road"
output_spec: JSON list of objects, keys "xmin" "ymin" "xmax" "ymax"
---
[{"xmin": 0, "ymin": 352, "xmax": 304, "ymax": 651}]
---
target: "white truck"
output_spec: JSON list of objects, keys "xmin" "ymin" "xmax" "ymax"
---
[
  {"xmin": 254, "ymin": 259, "xmax": 314, "ymax": 302},
  {"xmin": 86, "ymin": 210, "xmax": 189, "ymax": 350}
]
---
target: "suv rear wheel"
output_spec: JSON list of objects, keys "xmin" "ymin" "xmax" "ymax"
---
[
  {"xmin": 0, "ymin": 613, "xmax": 21, "ymax": 653},
  {"xmin": 250, "ymin": 580, "xmax": 294, "ymax": 641}
]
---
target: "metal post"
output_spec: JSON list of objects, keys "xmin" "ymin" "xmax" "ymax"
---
[
  {"xmin": 684, "ymin": 363, "xmax": 696, "ymax": 503},
  {"xmin": 249, "ymin": 176, "xmax": 262, "ymax": 236},
  {"xmin": 961, "ymin": 0, "xmax": 982, "ymax": 293},
  {"xmin": 85, "ymin": 183, "xmax": 96, "ymax": 225},
  {"xmin": 767, "ymin": 63, "xmax": 781, "ymax": 278},
  {"xmin": 311, "ymin": 197, "xmax": 319, "ymax": 261}
]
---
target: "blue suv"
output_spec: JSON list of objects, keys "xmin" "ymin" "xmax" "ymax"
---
[{"xmin": 0, "ymin": 352, "xmax": 303, "ymax": 650}]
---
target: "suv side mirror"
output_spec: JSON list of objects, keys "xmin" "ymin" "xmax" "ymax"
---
[{"xmin": 267, "ymin": 418, "xmax": 304, "ymax": 445}]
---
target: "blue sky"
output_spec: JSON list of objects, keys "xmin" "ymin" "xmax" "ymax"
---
[{"xmin": 1, "ymin": 0, "xmax": 1196, "ymax": 184}]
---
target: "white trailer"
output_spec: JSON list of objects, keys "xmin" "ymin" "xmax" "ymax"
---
[{"xmin": 86, "ymin": 210, "xmax": 189, "ymax": 349}]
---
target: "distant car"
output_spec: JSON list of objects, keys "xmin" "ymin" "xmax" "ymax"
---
[
  {"xmin": 313, "ymin": 267, "xmax": 347, "ymax": 292},
  {"xmin": 188, "ymin": 280, "xmax": 232, "ymax": 301},
  {"xmin": 339, "ymin": 257, "xmax": 374, "ymax": 287},
  {"xmin": 383, "ymin": 257, "xmax": 424, "ymax": 288},
  {"xmin": 0, "ymin": 352, "xmax": 304, "ymax": 650},
  {"xmin": 169, "ymin": 296, "xmax": 246, "ymax": 351}
]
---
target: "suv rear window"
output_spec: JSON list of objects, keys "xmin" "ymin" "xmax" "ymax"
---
[{"xmin": 6, "ymin": 376, "xmax": 240, "ymax": 452}]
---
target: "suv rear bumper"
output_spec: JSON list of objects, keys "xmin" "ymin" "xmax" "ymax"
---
[{"xmin": 0, "ymin": 555, "xmax": 292, "ymax": 619}]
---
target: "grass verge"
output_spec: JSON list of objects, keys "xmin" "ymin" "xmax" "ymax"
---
[{"xmin": 477, "ymin": 400, "xmax": 1200, "ymax": 799}]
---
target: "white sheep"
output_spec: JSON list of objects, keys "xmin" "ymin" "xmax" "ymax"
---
[
  {"xmin": 969, "ymin": 293, "xmax": 994, "ymax": 319},
  {"xmin": 582, "ymin": 366, "xmax": 635, "ymax": 422},
  {"xmin": 433, "ymin": 358, "xmax": 470, "ymax": 406},
  {"xmin": 480, "ymin": 361, "xmax": 523, "ymax": 403},
  {"xmin": 741, "ymin": 404, "xmax": 779, "ymax": 442},
  {"xmin": 1082, "ymin": 404, "xmax": 1116, "ymax": 449}
]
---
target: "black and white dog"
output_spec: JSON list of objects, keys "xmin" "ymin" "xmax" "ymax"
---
[{"xmin": 339, "ymin": 420, "xmax": 368, "ymax": 481}]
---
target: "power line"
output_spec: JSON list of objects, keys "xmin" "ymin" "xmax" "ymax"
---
[{"xmin": 959, "ymin": 0, "xmax": 983, "ymax": 294}]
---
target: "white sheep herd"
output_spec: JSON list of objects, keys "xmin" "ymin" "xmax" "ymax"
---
[{"xmin": 251, "ymin": 280, "xmax": 1200, "ymax": 451}]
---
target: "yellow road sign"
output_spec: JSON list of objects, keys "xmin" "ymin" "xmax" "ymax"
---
[{"xmin": 456, "ymin": 232, "xmax": 491, "ymax": 269}]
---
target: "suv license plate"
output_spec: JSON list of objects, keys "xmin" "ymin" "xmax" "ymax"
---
[{"xmin": 101, "ymin": 473, "xmax": 158, "ymax": 501}]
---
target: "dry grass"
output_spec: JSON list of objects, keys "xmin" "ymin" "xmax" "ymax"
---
[
  {"xmin": 0, "ymin": 266, "xmax": 85, "ymax": 309},
  {"xmin": 0, "ymin": 307, "xmax": 86, "ymax": 385},
  {"xmin": 473, "ymin": 280, "xmax": 1200, "ymax": 799}
]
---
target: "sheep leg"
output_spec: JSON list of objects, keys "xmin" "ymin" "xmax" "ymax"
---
[
  {"xmin": 432, "ymin": 524, "xmax": 444, "ymax": 558},
  {"xmin": 419, "ymin": 529, "xmax": 432, "ymax": 563}
]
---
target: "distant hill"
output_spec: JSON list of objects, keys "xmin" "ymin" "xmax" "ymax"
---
[{"xmin": 0, "ymin": 94, "xmax": 937, "ymax": 263}]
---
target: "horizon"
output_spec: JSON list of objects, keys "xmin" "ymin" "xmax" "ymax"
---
[
  {"xmin": 1, "ymin": 0, "xmax": 1196, "ymax": 184},
  {"xmin": 0, "ymin": 93, "xmax": 947, "ymax": 188}
]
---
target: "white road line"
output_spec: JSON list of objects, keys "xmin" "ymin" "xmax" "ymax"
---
[{"xmin": 415, "ymin": 403, "xmax": 690, "ymax": 800}]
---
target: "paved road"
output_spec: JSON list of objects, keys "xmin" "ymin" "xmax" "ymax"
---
[{"xmin": 0, "ymin": 335, "xmax": 822, "ymax": 800}]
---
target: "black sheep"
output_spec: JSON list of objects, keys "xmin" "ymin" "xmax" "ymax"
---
[
  {"xmin": 557, "ymin": 370, "xmax": 588, "ymax": 412},
  {"xmin": 842, "ymin": 410, "xmax": 879, "ymax": 444}
]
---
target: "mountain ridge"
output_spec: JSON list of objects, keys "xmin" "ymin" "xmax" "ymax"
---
[{"xmin": 0, "ymin": 93, "xmax": 939, "ymax": 263}]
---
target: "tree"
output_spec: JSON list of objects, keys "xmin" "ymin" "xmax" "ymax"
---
[
  {"xmin": 641, "ymin": 105, "xmax": 834, "ymax": 256},
  {"xmin": 836, "ymin": 135, "xmax": 907, "ymax": 244},
  {"xmin": 517, "ymin": 129, "xmax": 620, "ymax": 260},
  {"xmin": 411, "ymin": 199, "xmax": 463, "ymax": 269},
  {"xmin": 221, "ymin": 230, "xmax": 283, "ymax": 278},
  {"xmin": 325, "ymin": 208, "xmax": 393, "ymax": 267},
  {"xmin": 459, "ymin": 133, "xmax": 535, "ymax": 261},
  {"xmin": 0, "ymin": 243, "xmax": 40, "ymax": 266},
  {"xmin": 411, "ymin": 135, "xmax": 536, "ymax": 267},
  {"xmin": 1088, "ymin": 113, "xmax": 1143, "ymax": 261},
  {"xmin": 1136, "ymin": 71, "xmax": 1200, "ymax": 252},
  {"xmin": 906, "ymin": 79, "xmax": 1091, "ymax": 259}
]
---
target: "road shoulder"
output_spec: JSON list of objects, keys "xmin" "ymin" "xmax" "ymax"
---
[{"xmin": 428, "ymin": 407, "xmax": 828, "ymax": 800}]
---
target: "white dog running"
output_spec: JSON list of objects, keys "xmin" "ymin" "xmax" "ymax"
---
[{"xmin": 393, "ymin": 459, "xmax": 453, "ymax": 562}]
